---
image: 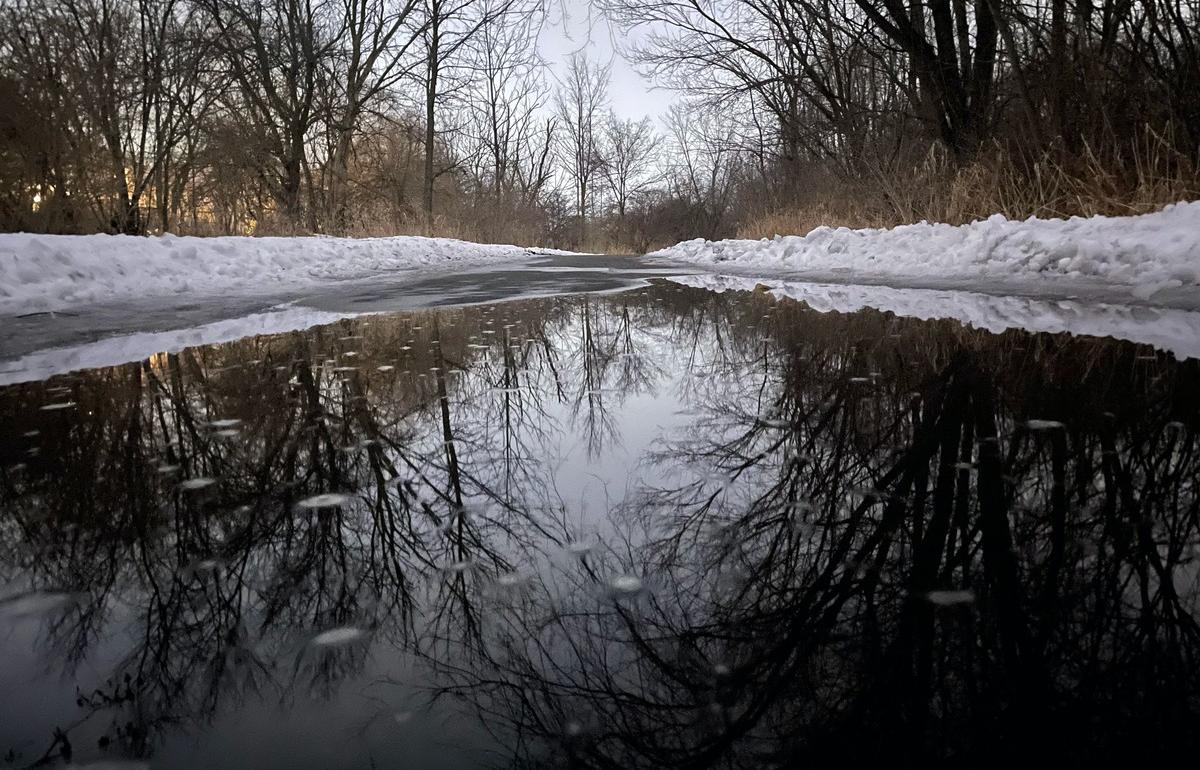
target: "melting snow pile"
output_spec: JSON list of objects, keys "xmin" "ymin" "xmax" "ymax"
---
[
  {"xmin": 0, "ymin": 232, "xmax": 561, "ymax": 314},
  {"xmin": 652, "ymin": 202, "xmax": 1200, "ymax": 303}
]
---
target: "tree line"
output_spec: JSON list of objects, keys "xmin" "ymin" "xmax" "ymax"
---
[{"xmin": 1, "ymin": 0, "xmax": 1197, "ymax": 248}]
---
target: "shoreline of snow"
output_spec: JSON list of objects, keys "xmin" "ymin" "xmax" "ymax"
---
[
  {"xmin": 670, "ymin": 274, "xmax": 1200, "ymax": 360},
  {"xmin": 0, "ymin": 304, "xmax": 366, "ymax": 386},
  {"xmin": 650, "ymin": 203, "xmax": 1200, "ymax": 305},
  {"xmin": 0, "ymin": 232, "xmax": 571, "ymax": 316}
]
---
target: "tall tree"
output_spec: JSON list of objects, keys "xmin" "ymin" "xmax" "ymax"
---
[
  {"xmin": 323, "ymin": 0, "xmax": 423, "ymax": 232},
  {"xmin": 554, "ymin": 52, "xmax": 610, "ymax": 247},
  {"xmin": 419, "ymin": 0, "xmax": 512, "ymax": 230},
  {"xmin": 201, "ymin": 0, "xmax": 339, "ymax": 229},
  {"xmin": 601, "ymin": 113, "xmax": 661, "ymax": 221}
]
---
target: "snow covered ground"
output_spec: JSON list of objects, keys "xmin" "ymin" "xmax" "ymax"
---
[
  {"xmin": 651, "ymin": 203, "xmax": 1200, "ymax": 305},
  {"xmin": 0, "ymin": 232, "xmax": 568, "ymax": 316}
]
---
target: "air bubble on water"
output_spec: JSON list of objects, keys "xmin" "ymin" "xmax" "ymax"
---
[
  {"xmin": 183, "ymin": 558, "xmax": 223, "ymax": 577},
  {"xmin": 1025, "ymin": 419, "xmax": 1064, "ymax": 430},
  {"xmin": 954, "ymin": 462, "xmax": 974, "ymax": 471},
  {"xmin": 311, "ymin": 627, "xmax": 369, "ymax": 646},
  {"xmin": 297, "ymin": 493, "xmax": 353, "ymax": 509},
  {"xmin": 180, "ymin": 477, "xmax": 216, "ymax": 491},
  {"xmin": 442, "ymin": 559, "xmax": 475, "ymax": 574},
  {"xmin": 924, "ymin": 589, "xmax": 975, "ymax": 606},
  {"xmin": 607, "ymin": 575, "xmax": 644, "ymax": 598},
  {"xmin": 215, "ymin": 429, "xmax": 240, "ymax": 439},
  {"xmin": 207, "ymin": 419, "xmax": 241, "ymax": 429},
  {"xmin": 377, "ymin": 365, "xmax": 395, "ymax": 372},
  {"xmin": 565, "ymin": 540, "xmax": 595, "ymax": 557},
  {"xmin": 333, "ymin": 366, "xmax": 357, "ymax": 373},
  {"xmin": 785, "ymin": 449, "xmax": 813, "ymax": 466},
  {"xmin": 0, "ymin": 590, "xmax": 79, "ymax": 618},
  {"xmin": 156, "ymin": 464, "xmax": 179, "ymax": 474},
  {"xmin": 784, "ymin": 499, "xmax": 815, "ymax": 516},
  {"xmin": 848, "ymin": 486, "xmax": 886, "ymax": 502},
  {"xmin": 394, "ymin": 711, "xmax": 413, "ymax": 724},
  {"xmin": 495, "ymin": 571, "xmax": 530, "ymax": 589},
  {"xmin": 22, "ymin": 430, "xmax": 38, "ymax": 437},
  {"xmin": 848, "ymin": 377, "xmax": 870, "ymax": 384},
  {"xmin": 40, "ymin": 401, "xmax": 76, "ymax": 411},
  {"xmin": 703, "ymin": 471, "xmax": 734, "ymax": 490},
  {"xmin": 564, "ymin": 721, "xmax": 583, "ymax": 737}
]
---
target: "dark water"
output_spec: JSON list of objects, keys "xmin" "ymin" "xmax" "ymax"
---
[{"xmin": 1, "ymin": 281, "xmax": 1198, "ymax": 768}]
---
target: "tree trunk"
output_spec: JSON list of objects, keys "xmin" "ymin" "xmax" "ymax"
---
[{"xmin": 423, "ymin": 8, "xmax": 440, "ymax": 234}]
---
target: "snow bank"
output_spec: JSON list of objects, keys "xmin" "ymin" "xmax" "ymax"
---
[
  {"xmin": 671, "ymin": 273, "xmax": 1200, "ymax": 360},
  {"xmin": 652, "ymin": 203, "xmax": 1200, "ymax": 304},
  {"xmin": 0, "ymin": 232, "xmax": 564, "ymax": 315}
]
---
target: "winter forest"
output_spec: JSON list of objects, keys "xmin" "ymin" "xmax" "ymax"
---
[{"xmin": 1, "ymin": 0, "xmax": 1197, "ymax": 250}]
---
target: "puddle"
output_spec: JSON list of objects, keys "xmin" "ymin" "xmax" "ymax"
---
[{"xmin": 1, "ymin": 282, "xmax": 1198, "ymax": 766}]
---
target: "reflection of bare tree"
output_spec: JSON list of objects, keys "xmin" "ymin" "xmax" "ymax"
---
[
  {"xmin": 0, "ymin": 300, "xmax": 575, "ymax": 760},
  {"xmin": 2, "ymin": 285, "xmax": 1197, "ymax": 766},
  {"xmin": 435, "ymin": 291, "xmax": 1200, "ymax": 768}
]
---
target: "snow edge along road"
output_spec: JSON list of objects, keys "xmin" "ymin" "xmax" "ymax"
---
[
  {"xmin": 650, "ymin": 202, "xmax": 1200, "ymax": 306},
  {"xmin": 0, "ymin": 232, "xmax": 576, "ymax": 316}
]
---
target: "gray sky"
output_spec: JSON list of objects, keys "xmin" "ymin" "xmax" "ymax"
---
[{"xmin": 537, "ymin": 0, "xmax": 673, "ymax": 122}]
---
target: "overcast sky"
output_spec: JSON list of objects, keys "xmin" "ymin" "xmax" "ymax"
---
[{"xmin": 536, "ymin": 0, "xmax": 674, "ymax": 122}]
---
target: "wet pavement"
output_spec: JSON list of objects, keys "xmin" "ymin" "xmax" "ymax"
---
[
  {"xmin": 0, "ymin": 253, "xmax": 694, "ymax": 362},
  {"xmin": 2, "ymin": 280, "xmax": 1199, "ymax": 768}
]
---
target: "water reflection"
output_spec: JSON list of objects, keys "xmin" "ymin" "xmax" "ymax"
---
[{"xmin": 1, "ymin": 284, "xmax": 1198, "ymax": 767}]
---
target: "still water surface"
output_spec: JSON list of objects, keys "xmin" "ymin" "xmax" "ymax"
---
[{"xmin": 1, "ymin": 281, "xmax": 1198, "ymax": 767}]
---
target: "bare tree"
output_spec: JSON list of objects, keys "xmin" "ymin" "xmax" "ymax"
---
[
  {"xmin": 461, "ymin": 0, "xmax": 547, "ymax": 200},
  {"xmin": 554, "ymin": 52, "xmax": 610, "ymax": 247},
  {"xmin": 665, "ymin": 101, "xmax": 740, "ymax": 239},
  {"xmin": 200, "ymin": 0, "xmax": 339, "ymax": 230},
  {"xmin": 419, "ymin": 0, "xmax": 515, "ymax": 230},
  {"xmin": 601, "ymin": 112, "xmax": 661, "ymax": 222},
  {"xmin": 321, "ymin": 0, "xmax": 423, "ymax": 232}
]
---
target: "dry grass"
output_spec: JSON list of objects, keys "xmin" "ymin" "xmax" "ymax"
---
[{"xmin": 739, "ymin": 130, "xmax": 1200, "ymax": 238}]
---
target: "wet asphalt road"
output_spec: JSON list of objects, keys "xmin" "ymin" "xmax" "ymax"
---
[{"xmin": 0, "ymin": 252, "xmax": 696, "ymax": 361}]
